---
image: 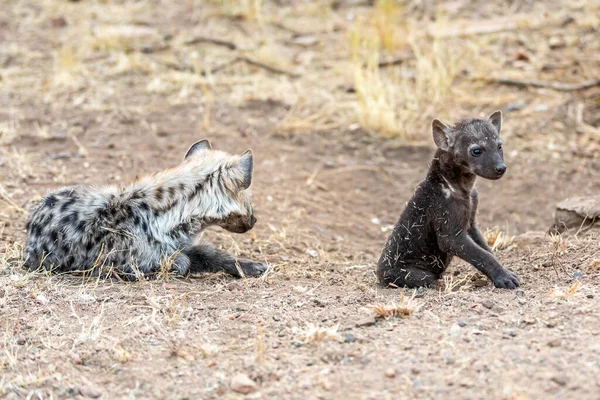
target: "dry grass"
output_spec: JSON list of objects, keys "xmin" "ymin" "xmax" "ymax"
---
[
  {"xmin": 484, "ymin": 227, "xmax": 515, "ymax": 251},
  {"xmin": 367, "ymin": 291, "xmax": 417, "ymax": 319},
  {"xmin": 300, "ymin": 323, "xmax": 341, "ymax": 344},
  {"xmin": 547, "ymin": 281, "xmax": 581, "ymax": 301},
  {"xmin": 350, "ymin": 8, "xmax": 473, "ymax": 138}
]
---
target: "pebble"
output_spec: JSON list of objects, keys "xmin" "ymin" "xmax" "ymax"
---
[
  {"xmin": 79, "ymin": 385, "xmax": 102, "ymax": 398},
  {"xmin": 306, "ymin": 249, "xmax": 319, "ymax": 258},
  {"xmin": 355, "ymin": 315, "xmax": 376, "ymax": 327},
  {"xmin": 344, "ymin": 333, "xmax": 356, "ymax": 343},
  {"xmin": 481, "ymin": 300, "xmax": 494, "ymax": 310},
  {"xmin": 458, "ymin": 321, "xmax": 467, "ymax": 327},
  {"xmin": 35, "ymin": 295, "xmax": 49, "ymax": 305},
  {"xmin": 16, "ymin": 336, "xmax": 27, "ymax": 345},
  {"xmin": 551, "ymin": 376, "xmax": 567, "ymax": 387},
  {"xmin": 385, "ymin": 368, "xmax": 396, "ymax": 378},
  {"xmin": 506, "ymin": 102, "xmax": 525, "ymax": 112},
  {"xmin": 503, "ymin": 329, "xmax": 517, "ymax": 338},
  {"xmin": 230, "ymin": 374, "xmax": 258, "ymax": 394},
  {"xmin": 547, "ymin": 339, "xmax": 561, "ymax": 348}
]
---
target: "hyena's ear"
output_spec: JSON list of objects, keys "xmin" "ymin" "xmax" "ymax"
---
[
  {"xmin": 184, "ymin": 139, "xmax": 212, "ymax": 159},
  {"xmin": 489, "ymin": 111, "xmax": 502, "ymax": 134},
  {"xmin": 236, "ymin": 150, "xmax": 253, "ymax": 190},
  {"xmin": 432, "ymin": 119, "xmax": 451, "ymax": 151}
]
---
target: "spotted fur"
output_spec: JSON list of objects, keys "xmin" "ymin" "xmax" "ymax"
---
[{"xmin": 23, "ymin": 140, "xmax": 267, "ymax": 279}]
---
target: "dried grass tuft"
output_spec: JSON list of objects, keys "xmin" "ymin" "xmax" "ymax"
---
[{"xmin": 367, "ymin": 291, "xmax": 417, "ymax": 319}]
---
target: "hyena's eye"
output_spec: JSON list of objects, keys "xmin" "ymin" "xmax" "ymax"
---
[
  {"xmin": 498, "ymin": 143, "xmax": 503, "ymax": 150},
  {"xmin": 471, "ymin": 148, "xmax": 482, "ymax": 157}
]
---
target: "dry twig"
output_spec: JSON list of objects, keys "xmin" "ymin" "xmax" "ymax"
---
[{"xmin": 484, "ymin": 77, "xmax": 600, "ymax": 92}]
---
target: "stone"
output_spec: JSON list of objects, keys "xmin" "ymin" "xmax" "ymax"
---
[
  {"xmin": 385, "ymin": 368, "xmax": 396, "ymax": 378},
  {"xmin": 230, "ymin": 374, "xmax": 258, "ymax": 394},
  {"xmin": 550, "ymin": 196, "xmax": 600, "ymax": 233},
  {"xmin": 355, "ymin": 315, "xmax": 377, "ymax": 327},
  {"xmin": 79, "ymin": 384, "xmax": 102, "ymax": 398}
]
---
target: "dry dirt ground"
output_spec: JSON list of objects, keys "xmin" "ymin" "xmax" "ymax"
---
[{"xmin": 1, "ymin": 1, "xmax": 600, "ymax": 399}]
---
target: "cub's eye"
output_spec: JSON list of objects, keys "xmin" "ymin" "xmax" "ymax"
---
[
  {"xmin": 498, "ymin": 143, "xmax": 503, "ymax": 150},
  {"xmin": 471, "ymin": 148, "xmax": 482, "ymax": 157}
]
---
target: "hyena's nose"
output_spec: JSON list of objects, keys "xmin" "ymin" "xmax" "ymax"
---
[
  {"xmin": 250, "ymin": 215, "xmax": 257, "ymax": 227},
  {"xmin": 496, "ymin": 163, "xmax": 507, "ymax": 174}
]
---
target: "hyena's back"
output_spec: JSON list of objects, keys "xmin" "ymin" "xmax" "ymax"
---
[{"xmin": 24, "ymin": 185, "xmax": 178, "ymax": 276}]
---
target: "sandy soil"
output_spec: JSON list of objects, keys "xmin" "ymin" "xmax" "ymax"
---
[{"xmin": 1, "ymin": 1, "xmax": 599, "ymax": 399}]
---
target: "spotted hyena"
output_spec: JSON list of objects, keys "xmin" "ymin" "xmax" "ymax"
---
[
  {"xmin": 377, "ymin": 111, "xmax": 520, "ymax": 289},
  {"xmin": 23, "ymin": 140, "xmax": 267, "ymax": 280}
]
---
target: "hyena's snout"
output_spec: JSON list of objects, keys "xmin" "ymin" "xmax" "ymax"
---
[{"xmin": 221, "ymin": 213, "xmax": 256, "ymax": 233}]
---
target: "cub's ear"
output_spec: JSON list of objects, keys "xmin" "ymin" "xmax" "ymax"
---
[
  {"xmin": 432, "ymin": 119, "xmax": 451, "ymax": 151},
  {"xmin": 236, "ymin": 150, "xmax": 253, "ymax": 190},
  {"xmin": 184, "ymin": 139, "xmax": 212, "ymax": 159},
  {"xmin": 489, "ymin": 111, "xmax": 502, "ymax": 134}
]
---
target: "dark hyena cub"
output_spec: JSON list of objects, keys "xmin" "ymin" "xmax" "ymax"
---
[
  {"xmin": 377, "ymin": 111, "xmax": 520, "ymax": 289},
  {"xmin": 23, "ymin": 140, "xmax": 267, "ymax": 279}
]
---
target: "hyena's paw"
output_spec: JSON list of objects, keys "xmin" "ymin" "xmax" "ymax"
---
[
  {"xmin": 491, "ymin": 269, "xmax": 520, "ymax": 289},
  {"xmin": 236, "ymin": 259, "xmax": 268, "ymax": 277}
]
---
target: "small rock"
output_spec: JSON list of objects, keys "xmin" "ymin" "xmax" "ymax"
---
[
  {"xmin": 506, "ymin": 102, "xmax": 525, "ymax": 112},
  {"xmin": 313, "ymin": 299, "xmax": 327, "ymax": 308},
  {"xmin": 535, "ymin": 104, "xmax": 548, "ymax": 112},
  {"xmin": 230, "ymin": 374, "xmax": 257, "ymax": 394},
  {"xmin": 473, "ymin": 279, "xmax": 489, "ymax": 287},
  {"xmin": 79, "ymin": 384, "xmax": 102, "ymax": 398},
  {"xmin": 551, "ymin": 376, "xmax": 567, "ymax": 387},
  {"xmin": 306, "ymin": 249, "xmax": 319, "ymax": 258},
  {"xmin": 16, "ymin": 336, "xmax": 27, "ymax": 345},
  {"xmin": 587, "ymin": 294, "xmax": 594, "ymax": 299},
  {"xmin": 35, "ymin": 295, "xmax": 49, "ymax": 305},
  {"xmin": 458, "ymin": 321, "xmax": 467, "ymax": 327},
  {"xmin": 572, "ymin": 272, "xmax": 584, "ymax": 279},
  {"xmin": 343, "ymin": 333, "xmax": 356, "ymax": 343},
  {"xmin": 547, "ymin": 339, "xmax": 561, "ymax": 348},
  {"xmin": 355, "ymin": 315, "xmax": 376, "ymax": 327},
  {"xmin": 385, "ymin": 368, "xmax": 396, "ymax": 378},
  {"xmin": 503, "ymin": 329, "xmax": 517, "ymax": 338},
  {"xmin": 50, "ymin": 16, "xmax": 67, "ymax": 28},
  {"xmin": 548, "ymin": 36, "xmax": 565, "ymax": 49},
  {"xmin": 481, "ymin": 300, "xmax": 494, "ymax": 310}
]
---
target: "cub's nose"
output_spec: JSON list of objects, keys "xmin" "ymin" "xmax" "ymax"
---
[
  {"xmin": 495, "ymin": 163, "xmax": 507, "ymax": 174},
  {"xmin": 250, "ymin": 215, "xmax": 257, "ymax": 227}
]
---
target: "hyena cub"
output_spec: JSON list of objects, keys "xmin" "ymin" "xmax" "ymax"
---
[
  {"xmin": 377, "ymin": 111, "xmax": 520, "ymax": 289},
  {"xmin": 24, "ymin": 140, "xmax": 267, "ymax": 279}
]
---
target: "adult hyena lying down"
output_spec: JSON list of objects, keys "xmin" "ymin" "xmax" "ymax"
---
[{"xmin": 23, "ymin": 140, "xmax": 267, "ymax": 279}]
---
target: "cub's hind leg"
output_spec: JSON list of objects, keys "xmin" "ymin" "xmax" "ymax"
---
[
  {"xmin": 185, "ymin": 244, "xmax": 267, "ymax": 278},
  {"xmin": 377, "ymin": 263, "xmax": 439, "ymax": 288}
]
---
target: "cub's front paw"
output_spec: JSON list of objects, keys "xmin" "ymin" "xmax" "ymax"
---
[
  {"xmin": 492, "ymin": 269, "xmax": 520, "ymax": 289},
  {"xmin": 237, "ymin": 259, "xmax": 268, "ymax": 277}
]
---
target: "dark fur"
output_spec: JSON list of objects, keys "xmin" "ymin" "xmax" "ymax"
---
[{"xmin": 377, "ymin": 112, "xmax": 520, "ymax": 289}]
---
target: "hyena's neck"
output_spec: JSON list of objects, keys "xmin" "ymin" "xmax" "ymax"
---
[
  {"xmin": 124, "ymin": 164, "xmax": 222, "ymax": 237},
  {"xmin": 430, "ymin": 150, "xmax": 476, "ymax": 192}
]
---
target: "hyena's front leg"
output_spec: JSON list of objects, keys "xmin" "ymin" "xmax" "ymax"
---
[{"xmin": 185, "ymin": 244, "xmax": 267, "ymax": 278}]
